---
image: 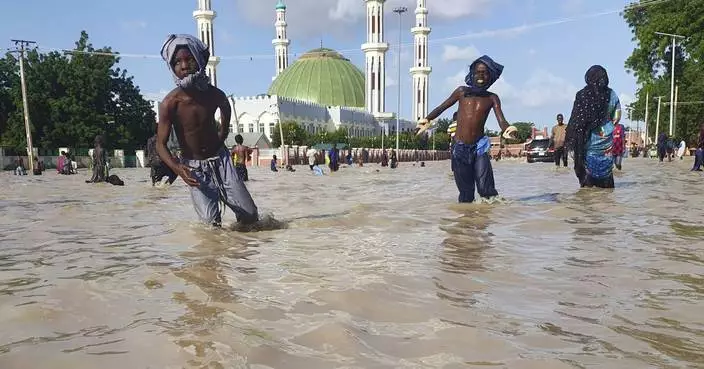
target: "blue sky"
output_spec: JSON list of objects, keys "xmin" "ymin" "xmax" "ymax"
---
[{"xmin": 0, "ymin": 0, "xmax": 646, "ymax": 133}]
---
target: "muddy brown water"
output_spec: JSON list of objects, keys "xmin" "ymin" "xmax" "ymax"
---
[{"xmin": 0, "ymin": 158, "xmax": 702, "ymax": 368}]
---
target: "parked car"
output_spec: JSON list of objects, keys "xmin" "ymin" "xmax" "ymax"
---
[{"xmin": 526, "ymin": 138, "xmax": 554, "ymax": 163}]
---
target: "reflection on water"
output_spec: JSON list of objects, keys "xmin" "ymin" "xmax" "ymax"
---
[{"xmin": 0, "ymin": 158, "xmax": 702, "ymax": 368}]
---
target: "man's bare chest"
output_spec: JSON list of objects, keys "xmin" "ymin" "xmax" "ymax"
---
[
  {"xmin": 174, "ymin": 101, "xmax": 217, "ymax": 126},
  {"xmin": 459, "ymin": 97, "xmax": 493, "ymax": 117}
]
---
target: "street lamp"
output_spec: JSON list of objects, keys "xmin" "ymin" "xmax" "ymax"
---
[
  {"xmin": 269, "ymin": 103, "xmax": 286, "ymax": 165},
  {"xmin": 654, "ymin": 95, "xmax": 664, "ymax": 144},
  {"xmin": 654, "ymin": 31, "xmax": 685, "ymax": 136},
  {"xmin": 393, "ymin": 6, "xmax": 407, "ymax": 152}
]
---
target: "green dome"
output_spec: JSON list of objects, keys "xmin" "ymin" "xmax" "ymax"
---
[
  {"xmin": 276, "ymin": 0, "xmax": 286, "ymax": 10},
  {"xmin": 268, "ymin": 48, "xmax": 365, "ymax": 108}
]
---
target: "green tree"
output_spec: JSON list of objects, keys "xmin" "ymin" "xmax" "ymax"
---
[
  {"xmin": 511, "ymin": 121, "xmax": 534, "ymax": 143},
  {"xmin": 270, "ymin": 120, "xmax": 309, "ymax": 147},
  {"xmin": 429, "ymin": 132, "xmax": 451, "ymax": 150},
  {"xmin": 0, "ymin": 31, "xmax": 155, "ymax": 151},
  {"xmin": 434, "ymin": 117, "xmax": 452, "ymax": 133},
  {"xmin": 0, "ymin": 54, "xmax": 18, "ymax": 140},
  {"xmin": 623, "ymin": 0, "xmax": 704, "ymax": 145}
]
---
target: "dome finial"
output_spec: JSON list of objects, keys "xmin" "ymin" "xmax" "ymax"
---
[{"xmin": 276, "ymin": 0, "xmax": 286, "ymax": 10}]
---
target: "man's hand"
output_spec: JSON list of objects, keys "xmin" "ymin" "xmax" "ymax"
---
[
  {"xmin": 502, "ymin": 125, "xmax": 518, "ymax": 140},
  {"xmin": 415, "ymin": 119, "xmax": 431, "ymax": 136},
  {"xmin": 176, "ymin": 164, "xmax": 199, "ymax": 187}
]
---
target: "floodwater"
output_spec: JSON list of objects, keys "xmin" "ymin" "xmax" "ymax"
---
[{"xmin": 0, "ymin": 157, "xmax": 702, "ymax": 369}]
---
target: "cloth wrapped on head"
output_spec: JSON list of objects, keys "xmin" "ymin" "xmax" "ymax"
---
[
  {"xmin": 464, "ymin": 55, "xmax": 504, "ymax": 95},
  {"xmin": 160, "ymin": 34, "xmax": 211, "ymax": 90}
]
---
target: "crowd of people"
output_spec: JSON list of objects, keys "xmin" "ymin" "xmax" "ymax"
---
[{"xmin": 11, "ymin": 34, "xmax": 702, "ymax": 229}]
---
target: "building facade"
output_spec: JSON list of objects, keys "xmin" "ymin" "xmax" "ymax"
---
[{"xmin": 153, "ymin": 0, "xmax": 420, "ymax": 147}]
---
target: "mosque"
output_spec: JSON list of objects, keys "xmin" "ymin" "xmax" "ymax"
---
[{"xmin": 181, "ymin": 0, "xmax": 432, "ymax": 147}]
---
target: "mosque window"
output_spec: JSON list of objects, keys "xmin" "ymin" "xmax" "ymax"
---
[
  {"xmin": 269, "ymin": 123, "xmax": 276, "ymax": 135},
  {"xmin": 249, "ymin": 124, "xmax": 254, "ymax": 133},
  {"xmin": 258, "ymin": 122, "xmax": 265, "ymax": 133}
]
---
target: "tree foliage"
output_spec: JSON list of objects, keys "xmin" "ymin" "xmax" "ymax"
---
[
  {"xmin": 0, "ymin": 31, "xmax": 155, "ymax": 152},
  {"xmin": 512, "ymin": 122, "xmax": 535, "ymax": 142},
  {"xmin": 270, "ymin": 121, "xmax": 309, "ymax": 147},
  {"xmin": 434, "ymin": 118, "xmax": 452, "ymax": 133},
  {"xmin": 623, "ymin": 0, "xmax": 704, "ymax": 144}
]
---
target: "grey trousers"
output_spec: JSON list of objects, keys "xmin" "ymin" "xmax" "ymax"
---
[{"xmin": 183, "ymin": 148, "xmax": 259, "ymax": 226}]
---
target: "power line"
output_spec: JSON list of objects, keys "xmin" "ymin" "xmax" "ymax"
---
[
  {"xmin": 29, "ymin": 0, "xmax": 670, "ymax": 62},
  {"xmin": 663, "ymin": 101, "xmax": 704, "ymax": 105}
]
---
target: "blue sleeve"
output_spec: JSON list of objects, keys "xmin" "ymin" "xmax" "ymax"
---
[{"xmin": 609, "ymin": 90, "xmax": 621, "ymax": 121}]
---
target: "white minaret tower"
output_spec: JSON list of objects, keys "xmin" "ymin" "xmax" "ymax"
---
[
  {"xmin": 193, "ymin": 0, "xmax": 219, "ymax": 86},
  {"xmin": 410, "ymin": 0, "xmax": 431, "ymax": 121},
  {"xmin": 362, "ymin": 0, "xmax": 390, "ymax": 117},
  {"xmin": 272, "ymin": 0, "xmax": 290, "ymax": 80}
]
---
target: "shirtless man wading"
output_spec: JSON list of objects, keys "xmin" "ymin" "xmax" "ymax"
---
[
  {"xmin": 156, "ymin": 34, "xmax": 258, "ymax": 227},
  {"xmin": 416, "ymin": 55, "xmax": 516, "ymax": 203}
]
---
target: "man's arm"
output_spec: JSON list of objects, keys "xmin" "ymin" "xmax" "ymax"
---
[
  {"xmin": 217, "ymin": 89, "xmax": 232, "ymax": 144},
  {"xmin": 490, "ymin": 94, "xmax": 511, "ymax": 133},
  {"xmin": 612, "ymin": 104, "xmax": 622, "ymax": 125},
  {"xmin": 156, "ymin": 98, "xmax": 180, "ymax": 172},
  {"xmin": 425, "ymin": 87, "xmax": 461, "ymax": 121}
]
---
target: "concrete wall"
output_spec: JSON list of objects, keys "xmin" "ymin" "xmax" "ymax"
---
[
  {"xmin": 2, "ymin": 146, "xmax": 448, "ymax": 171},
  {"xmin": 254, "ymin": 145, "xmax": 450, "ymax": 167},
  {"xmin": 1, "ymin": 149, "xmax": 145, "ymax": 171}
]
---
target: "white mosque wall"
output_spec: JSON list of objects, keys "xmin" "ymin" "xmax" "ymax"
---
[{"xmin": 228, "ymin": 94, "xmax": 415, "ymax": 142}]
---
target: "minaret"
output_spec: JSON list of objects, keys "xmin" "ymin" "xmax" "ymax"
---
[
  {"xmin": 362, "ymin": 0, "xmax": 390, "ymax": 116},
  {"xmin": 272, "ymin": 0, "xmax": 290, "ymax": 80},
  {"xmin": 193, "ymin": 0, "xmax": 219, "ymax": 86},
  {"xmin": 410, "ymin": 0, "xmax": 431, "ymax": 121}
]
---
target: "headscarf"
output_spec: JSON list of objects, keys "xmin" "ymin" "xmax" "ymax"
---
[
  {"xmin": 565, "ymin": 65, "xmax": 612, "ymax": 173},
  {"xmin": 464, "ymin": 55, "xmax": 504, "ymax": 96},
  {"xmin": 160, "ymin": 34, "xmax": 210, "ymax": 91}
]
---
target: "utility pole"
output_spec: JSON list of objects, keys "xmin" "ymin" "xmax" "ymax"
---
[
  {"xmin": 393, "ymin": 6, "xmax": 407, "ymax": 152},
  {"xmin": 673, "ymin": 84, "xmax": 679, "ymax": 137},
  {"xmin": 643, "ymin": 91, "xmax": 649, "ymax": 146},
  {"xmin": 655, "ymin": 96, "xmax": 663, "ymax": 143},
  {"xmin": 11, "ymin": 39, "xmax": 36, "ymax": 173},
  {"xmin": 654, "ymin": 31, "xmax": 685, "ymax": 136}
]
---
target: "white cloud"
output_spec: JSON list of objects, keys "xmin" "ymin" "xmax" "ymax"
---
[
  {"xmin": 441, "ymin": 45, "xmax": 480, "ymax": 62},
  {"xmin": 236, "ymin": 0, "xmax": 493, "ymax": 38},
  {"xmin": 120, "ymin": 20, "xmax": 147, "ymax": 30},
  {"xmin": 619, "ymin": 93, "xmax": 634, "ymax": 107},
  {"xmin": 444, "ymin": 68, "xmax": 578, "ymax": 108},
  {"xmin": 144, "ymin": 89, "xmax": 170, "ymax": 102}
]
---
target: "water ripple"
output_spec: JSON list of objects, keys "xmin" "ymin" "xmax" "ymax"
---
[{"xmin": 0, "ymin": 159, "xmax": 702, "ymax": 368}]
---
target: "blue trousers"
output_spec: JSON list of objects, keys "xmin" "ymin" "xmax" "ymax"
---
[{"xmin": 451, "ymin": 142, "xmax": 498, "ymax": 203}]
